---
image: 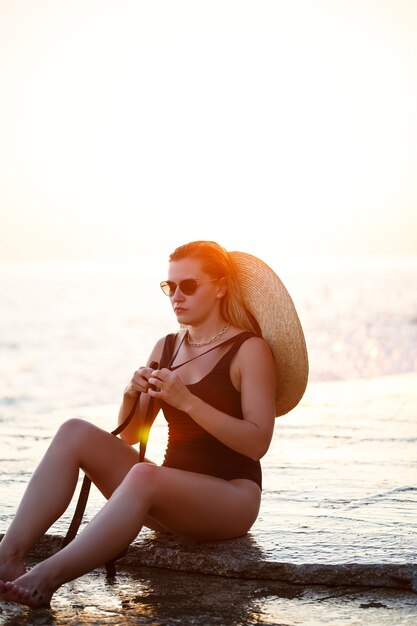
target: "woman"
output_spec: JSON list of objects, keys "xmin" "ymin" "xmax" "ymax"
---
[{"xmin": 0, "ymin": 240, "xmax": 308, "ymax": 608}]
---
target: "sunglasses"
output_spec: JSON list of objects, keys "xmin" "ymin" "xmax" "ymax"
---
[{"xmin": 160, "ymin": 278, "xmax": 219, "ymax": 297}]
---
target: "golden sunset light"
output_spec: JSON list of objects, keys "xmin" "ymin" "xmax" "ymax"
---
[
  {"xmin": 1, "ymin": 5, "xmax": 417, "ymax": 620},
  {"xmin": 0, "ymin": 0, "xmax": 416, "ymax": 262}
]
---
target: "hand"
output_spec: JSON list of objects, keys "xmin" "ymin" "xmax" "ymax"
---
[
  {"xmin": 147, "ymin": 368, "xmax": 191, "ymax": 410},
  {"xmin": 125, "ymin": 367, "xmax": 155, "ymax": 397}
]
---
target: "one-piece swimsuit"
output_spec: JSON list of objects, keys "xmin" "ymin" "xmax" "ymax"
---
[{"xmin": 159, "ymin": 331, "xmax": 262, "ymax": 489}]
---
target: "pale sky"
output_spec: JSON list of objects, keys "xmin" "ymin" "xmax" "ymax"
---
[{"xmin": 0, "ymin": 0, "xmax": 416, "ymax": 263}]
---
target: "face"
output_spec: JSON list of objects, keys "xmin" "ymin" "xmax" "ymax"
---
[{"xmin": 164, "ymin": 257, "xmax": 224, "ymax": 326}]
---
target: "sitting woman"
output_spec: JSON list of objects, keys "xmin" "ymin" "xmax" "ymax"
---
[{"xmin": 0, "ymin": 240, "xmax": 307, "ymax": 608}]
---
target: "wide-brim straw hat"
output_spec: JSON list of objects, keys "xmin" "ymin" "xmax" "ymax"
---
[{"xmin": 230, "ymin": 251, "xmax": 308, "ymax": 417}]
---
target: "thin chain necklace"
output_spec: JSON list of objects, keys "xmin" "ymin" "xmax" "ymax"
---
[{"xmin": 187, "ymin": 323, "xmax": 230, "ymax": 347}]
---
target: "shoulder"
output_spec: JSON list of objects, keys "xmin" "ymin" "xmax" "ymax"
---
[
  {"xmin": 238, "ymin": 335, "xmax": 273, "ymax": 360},
  {"xmin": 229, "ymin": 332, "xmax": 274, "ymax": 368},
  {"xmin": 154, "ymin": 335, "xmax": 169, "ymax": 351},
  {"xmin": 230, "ymin": 334, "xmax": 275, "ymax": 398},
  {"xmin": 148, "ymin": 332, "xmax": 182, "ymax": 365},
  {"xmin": 151, "ymin": 330, "xmax": 191, "ymax": 366},
  {"xmin": 154, "ymin": 331, "xmax": 184, "ymax": 347}
]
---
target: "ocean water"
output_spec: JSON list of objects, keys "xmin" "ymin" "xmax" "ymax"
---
[
  {"xmin": 1, "ymin": 256, "xmax": 417, "ymax": 558},
  {"xmin": 2, "ymin": 256, "xmax": 416, "ymax": 414}
]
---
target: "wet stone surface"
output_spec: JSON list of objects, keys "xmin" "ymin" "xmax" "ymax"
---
[
  {"xmin": 1, "ymin": 536, "xmax": 417, "ymax": 625},
  {"xmin": 1, "ymin": 563, "xmax": 417, "ymax": 626}
]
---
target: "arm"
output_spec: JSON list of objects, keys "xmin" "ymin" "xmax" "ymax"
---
[
  {"xmin": 148, "ymin": 337, "xmax": 276, "ymax": 460},
  {"xmin": 117, "ymin": 336, "xmax": 166, "ymax": 445}
]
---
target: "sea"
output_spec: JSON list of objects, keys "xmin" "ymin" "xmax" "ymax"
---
[{"xmin": 1, "ymin": 256, "xmax": 416, "ymax": 562}]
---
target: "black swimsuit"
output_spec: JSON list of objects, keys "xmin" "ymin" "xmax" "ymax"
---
[{"xmin": 159, "ymin": 331, "xmax": 262, "ymax": 489}]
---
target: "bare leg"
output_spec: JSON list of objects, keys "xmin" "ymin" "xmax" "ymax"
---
[
  {"xmin": 0, "ymin": 418, "xmax": 138, "ymax": 583},
  {"xmin": 0, "ymin": 463, "xmax": 261, "ymax": 608},
  {"xmin": 0, "ymin": 471, "xmax": 150, "ymax": 606},
  {"xmin": 0, "ymin": 463, "xmax": 155, "ymax": 607}
]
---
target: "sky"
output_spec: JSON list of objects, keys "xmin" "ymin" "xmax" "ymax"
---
[{"xmin": 0, "ymin": 0, "xmax": 416, "ymax": 265}]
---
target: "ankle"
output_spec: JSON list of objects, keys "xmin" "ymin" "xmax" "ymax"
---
[
  {"xmin": 0, "ymin": 542, "xmax": 25, "ymax": 564},
  {"xmin": 30, "ymin": 561, "xmax": 61, "ymax": 592}
]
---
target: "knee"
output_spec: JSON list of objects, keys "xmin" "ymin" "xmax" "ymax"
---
[
  {"xmin": 123, "ymin": 462, "xmax": 158, "ymax": 497},
  {"xmin": 54, "ymin": 418, "xmax": 94, "ymax": 445}
]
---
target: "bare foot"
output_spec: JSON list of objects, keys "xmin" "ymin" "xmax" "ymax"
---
[
  {"xmin": 0, "ymin": 571, "xmax": 53, "ymax": 608},
  {"xmin": 0, "ymin": 559, "xmax": 27, "ymax": 582}
]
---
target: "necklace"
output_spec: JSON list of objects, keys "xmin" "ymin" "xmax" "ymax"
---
[{"xmin": 187, "ymin": 323, "xmax": 230, "ymax": 347}]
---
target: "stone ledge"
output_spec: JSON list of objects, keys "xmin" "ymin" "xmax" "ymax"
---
[{"xmin": 16, "ymin": 533, "xmax": 417, "ymax": 593}]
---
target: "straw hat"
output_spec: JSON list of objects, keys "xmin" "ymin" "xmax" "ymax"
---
[{"xmin": 230, "ymin": 251, "xmax": 308, "ymax": 417}]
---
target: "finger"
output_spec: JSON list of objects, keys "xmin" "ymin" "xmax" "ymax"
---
[{"xmin": 148, "ymin": 376, "xmax": 160, "ymax": 388}]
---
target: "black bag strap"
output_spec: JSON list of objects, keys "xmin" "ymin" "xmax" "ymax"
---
[
  {"xmin": 61, "ymin": 333, "xmax": 180, "ymax": 574},
  {"xmin": 61, "ymin": 368, "xmax": 157, "ymax": 550}
]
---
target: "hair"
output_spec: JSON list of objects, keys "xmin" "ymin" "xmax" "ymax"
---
[{"xmin": 169, "ymin": 240, "xmax": 261, "ymax": 336}]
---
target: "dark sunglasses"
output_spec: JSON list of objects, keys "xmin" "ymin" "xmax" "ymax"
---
[{"xmin": 160, "ymin": 278, "xmax": 219, "ymax": 297}]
